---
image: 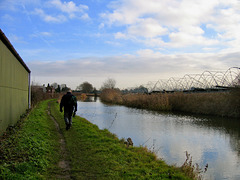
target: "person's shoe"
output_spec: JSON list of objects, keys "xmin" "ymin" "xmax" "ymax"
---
[
  {"xmin": 66, "ymin": 124, "xmax": 71, "ymax": 130},
  {"xmin": 66, "ymin": 124, "xmax": 69, "ymax": 130}
]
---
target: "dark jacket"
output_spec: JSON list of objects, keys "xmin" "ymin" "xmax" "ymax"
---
[{"xmin": 60, "ymin": 92, "xmax": 77, "ymax": 113}]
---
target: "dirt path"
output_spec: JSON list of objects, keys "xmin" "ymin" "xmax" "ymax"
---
[{"xmin": 48, "ymin": 103, "xmax": 72, "ymax": 179}]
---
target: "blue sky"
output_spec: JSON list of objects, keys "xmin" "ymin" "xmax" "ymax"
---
[{"xmin": 0, "ymin": 0, "xmax": 239, "ymax": 89}]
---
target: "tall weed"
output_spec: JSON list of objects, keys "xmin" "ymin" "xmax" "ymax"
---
[{"xmin": 181, "ymin": 151, "xmax": 208, "ymax": 180}]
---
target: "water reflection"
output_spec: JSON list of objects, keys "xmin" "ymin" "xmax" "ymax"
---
[
  {"xmin": 82, "ymin": 95, "xmax": 98, "ymax": 102},
  {"xmin": 76, "ymin": 97, "xmax": 240, "ymax": 180}
]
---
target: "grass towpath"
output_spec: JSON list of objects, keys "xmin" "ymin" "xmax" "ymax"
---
[
  {"xmin": 0, "ymin": 99, "xmax": 193, "ymax": 179},
  {"xmin": 0, "ymin": 100, "xmax": 61, "ymax": 179}
]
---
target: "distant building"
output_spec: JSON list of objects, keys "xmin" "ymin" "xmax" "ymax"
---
[{"xmin": 0, "ymin": 29, "xmax": 31, "ymax": 134}]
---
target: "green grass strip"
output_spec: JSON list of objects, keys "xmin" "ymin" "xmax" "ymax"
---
[
  {"xmin": 0, "ymin": 99, "xmax": 194, "ymax": 179},
  {"xmin": 49, "ymin": 100, "xmax": 192, "ymax": 179},
  {"xmin": 0, "ymin": 100, "xmax": 61, "ymax": 179}
]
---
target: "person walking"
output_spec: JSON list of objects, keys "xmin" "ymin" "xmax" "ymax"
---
[{"xmin": 60, "ymin": 90, "xmax": 77, "ymax": 130}]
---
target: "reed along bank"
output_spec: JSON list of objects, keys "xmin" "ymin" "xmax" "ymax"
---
[{"xmin": 100, "ymin": 88, "xmax": 240, "ymax": 118}]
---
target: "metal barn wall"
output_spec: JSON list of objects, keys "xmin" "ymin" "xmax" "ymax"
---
[{"xmin": 0, "ymin": 39, "xmax": 30, "ymax": 134}]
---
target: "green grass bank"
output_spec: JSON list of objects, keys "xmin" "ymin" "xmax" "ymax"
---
[
  {"xmin": 0, "ymin": 99, "xmax": 195, "ymax": 179},
  {"xmin": 0, "ymin": 100, "xmax": 61, "ymax": 179},
  {"xmin": 100, "ymin": 88, "xmax": 240, "ymax": 118}
]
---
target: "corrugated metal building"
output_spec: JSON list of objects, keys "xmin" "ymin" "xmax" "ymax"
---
[{"xmin": 0, "ymin": 29, "xmax": 31, "ymax": 134}]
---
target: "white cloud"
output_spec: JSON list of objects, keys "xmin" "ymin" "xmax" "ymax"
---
[
  {"xmin": 0, "ymin": 14, "xmax": 15, "ymax": 21},
  {"xmin": 8, "ymin": 34, "xmax": 27, "ymax": 44},
  {"xmin": 99, "ymin": 23, "xmax": 105, "ymax": 29},
  {"xmin": 30, "ymin": 0, "xmax": 89, "ymax": 23},
  {"xmin": 30, "ymin": 31, "xmax": 52, "ymax": 38},
  {"xmin": 0, "ymin": 0, "xmax": 41, "ymax": 11},
  {"xmin": 202, "ymin": 47, "xmax": 218, "ymax": 52},
  {"xmin": 47, "ymin": 0, "xmax": 89, "ymax": 19},
  {"xmin": 49, "ymin": 0, "xmax": 87, "ymax": 13},
  {"xmin": 40, "ymin": 32, "xmax": 52, "ymax": 36},
  {"xmin": 102, "ymin": 0, "xmax": 240, "ymax": 52},
  {"xmin": 80, "ymin": 13, "xmax": 90, "ymax": 20},
  {"xmin": 28, "ymin": 50, "xmax": 239, "ymax": 89},
  {"xmin": 114, "ymin": 32, "xmax": 127, "ymax": 39},
  {"xmin": 127, "ymin": 18, "xmax": 168, "ymax": 38},
  {"xmin": 169, "ymin": 31, "xmax": 218, "ymax": 48},
  {"xmin": 105, "ymin": 41, "xmax": 122, "ymax": 46},
  {"xmin": 0, "ymin": 0, "xmax": 90, "ymax": 22},
  {"xmin": 136, "ymin": 49, "xmax": 161, "ymax": 58},
  {"xmin": 32, "ymin": 8, "xmax": 67, "ymax": 23}
]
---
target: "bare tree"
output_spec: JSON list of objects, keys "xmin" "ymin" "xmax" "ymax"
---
[{"xmin": 101, "ymin": 78, "xmax": 116, "ymax": 90}]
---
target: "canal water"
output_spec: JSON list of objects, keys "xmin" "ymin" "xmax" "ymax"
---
[{"xmin": 76, "ymin": 97, "xmax": 240, "ymax": 180}]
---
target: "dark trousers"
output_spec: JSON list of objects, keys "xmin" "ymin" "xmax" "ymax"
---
[{"xmin": 64, "ymin": 111, "xmax": 72, "ymax": 126}]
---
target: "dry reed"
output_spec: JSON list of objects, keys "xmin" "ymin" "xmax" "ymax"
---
[{"xmin": 100, "ymin": 88, "xmax": 240, "ymax": 118}]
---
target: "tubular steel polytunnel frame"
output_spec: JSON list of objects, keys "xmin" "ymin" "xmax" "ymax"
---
[{"xmin": 141, "ymin": 67, "xmax": 240, "ymax": 92}]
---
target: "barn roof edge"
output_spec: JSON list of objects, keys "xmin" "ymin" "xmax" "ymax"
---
[{"xmin": 0, "ymin": 29, "xmax": 31, "ymax": 73}]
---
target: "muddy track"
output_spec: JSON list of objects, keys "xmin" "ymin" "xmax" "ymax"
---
[{"xmin": 48, "ymin": 103, "xmax": 72, "ymax": 179}]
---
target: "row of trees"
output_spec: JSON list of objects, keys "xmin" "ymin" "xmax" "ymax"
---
[
  {"xmin": 48, "ymin": 78, "xmax": 150, "ymax": 94},
  {"xmin": 41, "ymin": 78, "xmax": 116, "ymax": 94},
  {"xmin": 76, "ymin": 78, "xmax": 117, "ymax": 93}
]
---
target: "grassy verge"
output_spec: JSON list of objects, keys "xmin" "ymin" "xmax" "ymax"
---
[
  {"xmin": 0, "ymin": 100, "xmax": 61, "ymax": 179},
  {"xmin": 49, "ymin": 100, "xmax": 193, "ymax": 179},
  {"xmin": 0, "ymin": 99, "xmax": 195, "ymax": 179}
]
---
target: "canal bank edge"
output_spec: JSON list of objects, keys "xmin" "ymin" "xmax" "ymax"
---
[{"xmin": 0, "ymin": 99, "xmax": 196, "ymax": 179}]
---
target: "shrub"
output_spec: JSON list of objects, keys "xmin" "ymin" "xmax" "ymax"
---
[
  {"xmin": 100, "ymin": 89, "xmax": 122, "ymax": 103},
  {"xmin": 31, "ymin": 86, "xmax": 60, "ymax": 107}
]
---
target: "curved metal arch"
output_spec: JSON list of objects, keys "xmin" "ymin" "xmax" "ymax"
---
[
  {"xmin": 145, "ymin": 81, "xmax": 157, "ymax": 92},
  {"xmin": 166, "ymin": 77, "xmax": 180, "ymax": 91},
  {"xmin": 197, "ymin": 71, "xmax": 217, "ymax": 89},
  {"xmin": 140, "ymin": 67, "xmax": 239, "ymax": 93},
  {"xmin": 181, "ymin": 75, "xmax": 195, "ymax": 90},
  {"xmin": 153, "ymin": 80, "xmax": 168, "ymax": 91},
  {"xmin": 222, "ymin": 67, "xmax": 240, "ymax": 86}
]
